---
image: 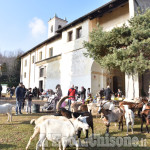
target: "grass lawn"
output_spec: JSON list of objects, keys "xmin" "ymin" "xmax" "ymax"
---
[{"xmin": 0, "ymin": 111, "xmax": 150, "ymax": 150}]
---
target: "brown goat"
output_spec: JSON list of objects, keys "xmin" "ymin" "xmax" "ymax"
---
[
  {"xmin": 78, "ymin": 104, "xmax": 88, "ymax": 112},
  {"xmin": 71, "ymin": 102, "xmax": 82, "ymax": 112},
  {"xmin": 119, "ymin": 101, "xmax": 143, "ymax": 117},
  {"xmin": 141, "ymin": 109, "xmax": 150, "ymax": 133}
]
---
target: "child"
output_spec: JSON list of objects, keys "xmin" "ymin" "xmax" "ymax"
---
[{"xmin": 26, "ymin": 88, "xmax": 33, "ymax": 114}]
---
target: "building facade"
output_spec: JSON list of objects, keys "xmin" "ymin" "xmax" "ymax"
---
[{"xmin": 20, "ymin": 0, "xmax": 150, "ymax": 98}]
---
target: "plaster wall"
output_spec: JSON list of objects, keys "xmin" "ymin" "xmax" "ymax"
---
[
  {"xmin": 45, "ymin": 59, "xmax": 61, "ymax": 91},
  {"xmin": 60, "ymin": 48, "xmax": 93, "ymax": 96},
  {"xmin": 89, "ymin": 3, "xmax": 129, "ymax": 32}
]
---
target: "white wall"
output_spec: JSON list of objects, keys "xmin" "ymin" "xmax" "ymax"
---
[{"xmin": 45, "ymin": 59, "xmax": 61, "ymax": 91}]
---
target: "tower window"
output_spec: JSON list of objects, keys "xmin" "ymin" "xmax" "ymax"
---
[
  {"xmin": 58, "ymin": 25, "xmax": 62, "ymax": 29},
  {"xmin": 68, "ymin": 31, "xmax": 73, "ymax": 42},
  {"xmin": 76, "ymin": 27, "xmax": 82, "ymax": 39},
  {"xmin": 51, "ymin": 25, "xmax": 53, "ymax": 32}
]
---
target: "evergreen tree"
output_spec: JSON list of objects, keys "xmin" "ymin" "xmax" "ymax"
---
[{"xmin": 84, "ymin": 9, "xmax": 150, "ymax": 98}]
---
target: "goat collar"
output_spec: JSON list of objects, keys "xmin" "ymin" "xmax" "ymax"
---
[
  {"xmin": 100, "ymin": 101, "xmax": 109, "ymax": 108},
  {"xmin": 68, "ymin": 119, "xmax": 76, "ymax": 130}
]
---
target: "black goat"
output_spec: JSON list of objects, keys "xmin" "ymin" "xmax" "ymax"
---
[{"xmin": 60, "ymin": 107, "xmax": 94, "ymax": 140}]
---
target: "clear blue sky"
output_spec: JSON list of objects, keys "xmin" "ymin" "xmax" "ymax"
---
[{"xmin": 0, "ymin": 0, "xmax": 110, "ymax": 54}]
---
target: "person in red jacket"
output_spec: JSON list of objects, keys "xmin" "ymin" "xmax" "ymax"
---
[{"xmin": 68, "ymin": 85, "xmax": 77, "ymax": 110}]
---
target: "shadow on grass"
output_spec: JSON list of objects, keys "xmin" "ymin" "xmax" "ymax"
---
[{"xmin": 0, "ymin": 144, "xmax": 16, "ymax": 149}]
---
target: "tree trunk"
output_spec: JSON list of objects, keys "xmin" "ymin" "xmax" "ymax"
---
[
  {"xmin": 127, "ymin": 74, "xmax": 129, "ymax": 98},
  {"xmin": 132, "ymin": 73, "xmax": 135, "ymax": 99}
]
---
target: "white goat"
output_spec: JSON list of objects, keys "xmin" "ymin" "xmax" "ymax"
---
[
  {"xmin": 30, "ymin": 115, "xmax": 68, "ymax": 125},
  {"xmin": 26, "ymin": 115, "xmax": 88, "ymax": 150},
  {"xmin": 123, "ymin": 105, "xmax": 134, "ymax": 135},
  {"xmin": 26, "ymin": 115, "xmax": 69, "ymax": 150},
  {"xmin": 36, "ymin": 116, "xmax": 89, "ymax": 150},
  {"xmin": 0, "ymin": 103, "xmax": 14, "ymax": 122}
]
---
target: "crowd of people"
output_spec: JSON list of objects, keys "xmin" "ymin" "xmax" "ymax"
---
[
  {"xmin": 0, "ymin": 81, "xmax": 123, "ymax": 115},
  {"xmin": 99, "ymin": 86, "xmax": 123, "ymax": 100}
]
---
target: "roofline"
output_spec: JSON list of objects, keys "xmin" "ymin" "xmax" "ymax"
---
[
  {"xmin": 21, "ymin": 0, "xmax": 128, "ymax": 58},
  {"xmin": 57, "ymin": 0, "xmax": 128, "ymax": 32},
  {"xmin": 20, "ymin": 33, "xmax": 61, "ymax": 58}
]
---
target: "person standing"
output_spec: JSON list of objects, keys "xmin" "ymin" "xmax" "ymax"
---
[
  {"xmin": 87, "ymin": 88, "xmax": 91, "ymax": 97},
  {"xmin": 26, "ymin": 88, "xmax": 33, "ymax": 114},
  {"xmin": 54, "ymin": 84, "xmax": 62, "ymax": 111},
  {"xmin": 75, "ymin": 86, "xmax": 79, "ymax": 100},
  {"xmin": 0, "ymin": 84, "xmax": 2, "ymax": 98},
  {"xmin": 22, "ymin": 85, "xmax": 27, "ymax": 109},
  {"xmin": 33, "ymin": 87, "xmax": 38, "ymax": 97},
  {"xmin": 10, "ymin": 86, "xmax": 15, "ymax": 99},
  {"xmin": 80, "ymin": 86, "xmax": 86, "ymax": 104},
  {"xmin": 68, "ymin": 85, "xmax": 77, "ymax": 110},
  {"xmin": 104, "ymin": 85, "xmax": 112, "ymax": 100},
  {"xmin": 116, "ymin": 89, "xmax": 122, "ymax": 97},
  {"xmin": 15, "ymin": 82, "xmax": 24, "ymax": 115},
  {"xmin": 99, "ymin": 88, "xmax": 105, "ymax": 99}
]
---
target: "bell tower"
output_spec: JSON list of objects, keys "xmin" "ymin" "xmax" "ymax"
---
[{"xmin": 48, "ymin": 14, "xmax": 68, "ymax": 38}]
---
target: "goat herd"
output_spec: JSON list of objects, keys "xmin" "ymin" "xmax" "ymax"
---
[{"xmin": 0, "ymin": 97, "xmax": 150, "ymax": 150}]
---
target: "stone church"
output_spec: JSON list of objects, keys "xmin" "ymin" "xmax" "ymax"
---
[{"xmin": 20, "ymin": 0, "xmax": 150, "ymax": 98}]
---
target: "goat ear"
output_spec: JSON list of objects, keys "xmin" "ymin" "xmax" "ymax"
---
[
  {"xmin": 78, "ymin": 115, "xmax": 82, "ymax": 118},
  {"xmin": 84, "ymin": 116, "xmax": 89, "ymax": 119},
  {"xmin": 77, "ymin": 115, "xmax": 82, "ymax": 120}
]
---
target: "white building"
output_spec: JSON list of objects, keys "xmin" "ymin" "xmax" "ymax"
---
[{"xmin": 20, "ymin": 0, "xmax": 150, "ymax": 98}]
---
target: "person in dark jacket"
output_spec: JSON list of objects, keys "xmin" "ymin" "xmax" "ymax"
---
[
  {"xmin": 104, "ymin": 85, "xmax": 112, "ymax": 100},
  {"xmin": 15, "ymin": 82, "xmax": 24, "ymax": 115},
  {"xmin": 26, "ymin": 88, "xmax": 33, "ymax": 114},
  {"xmin": 75, "ymin": 86, "xmax": 79, "ymax": 100},
  {"xmin": 0, "ymin": 84, "xmax": 2, "ymax": 98},
  {"xmin": 33, "ymin": 87, "xmax": 38, "ymax": 97},
  {"xmin": 99, "ymin": 88, "xmax": 105, "ymax": 99},
  {"xmin": 22, "ymin": 85, "xmax": 27, "ymax": 109},
  {"xmin": 10, "ymin": 86, "xmax": 15, "ymax": 99},
  {"xmin": 80, "ymin": 86, "xmax": 86, "ymax": 104}
]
